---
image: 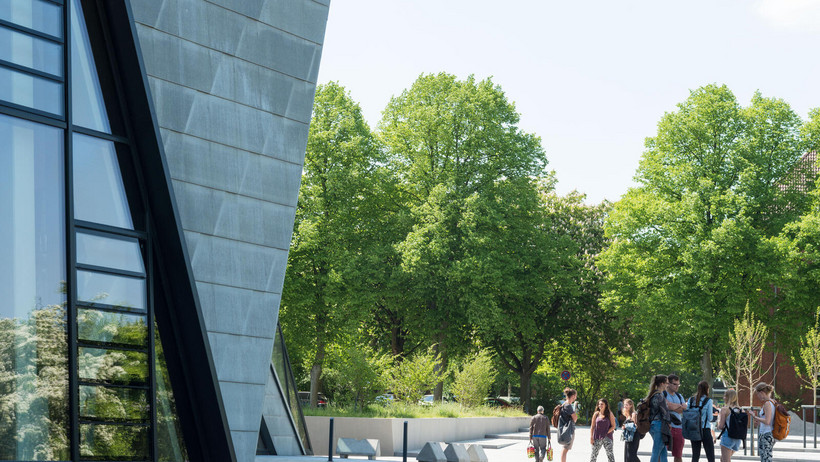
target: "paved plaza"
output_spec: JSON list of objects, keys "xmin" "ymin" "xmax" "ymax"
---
[{"xmin": 261, "ymin": 423, "xmax": 820, "ymax": 462}]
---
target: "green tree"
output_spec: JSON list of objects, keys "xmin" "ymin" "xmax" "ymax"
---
[
  {"xmin": 600, "ymin": 85, "xmax": 809, "ymax": 384},
  {"xmin": 281, "ymin": 82, "xmax": 382, "ymax": 407},
  {"xmin": 792, "ymin": 308, "xmax": 820, "ymax": 408},
  {"xmin": 451, "ymin": 350, "xmax": 497, "ymax": 407},
  {"xmin": 387, "ymin": 346, "xmax": 442, "ymax": 404},
  {"xmin": 380, "ymin": 73, "xmax": 548, "ymax": 399},
  {"xmin": 718, "ymin": 302, "xmax": 772, "ymax": 405}
]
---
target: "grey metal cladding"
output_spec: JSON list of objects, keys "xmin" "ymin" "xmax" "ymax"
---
[{"xmin": 132, "ymin": 0, "xmax": 330, "ymax": 461}]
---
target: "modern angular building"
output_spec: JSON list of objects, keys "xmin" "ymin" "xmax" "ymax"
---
[{"xmin": 0, "ymin": 0, "xmax": 330, "ymax": 460}]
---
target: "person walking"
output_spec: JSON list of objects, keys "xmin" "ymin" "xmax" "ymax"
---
[
  {"xmin": 559, "ymin": 388, "xmax": 579, "ymax": 462},
  {"xmin": 590, "ymin": 399, "xmax": 617, "ymax": 462},
  {"xmin": 622, "ymin": 398, "xmax": 640, "ymax": 462},
  {"xmin": 665, "ymin": 374, "xmax": 687, "ymax": 462},
  {"xmin": 749, "ymin": 382, "xmax": 776, "ymax": 462},
  {"xmin": 688, "ymin": 380, "xmax": 715, "ymax": 462},
  {"xmin": 716, "ymin": 389, "xmax": 742, "ymax": 462},
  {"xmin": 647, "ymin": 375, "xmax": 671, "ymax": 462},
  {"xmin": 530, "ymin": 405, "xmax": 551, "ymax": 462}
]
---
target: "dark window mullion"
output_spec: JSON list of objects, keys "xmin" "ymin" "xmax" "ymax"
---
[
  {"xmin": 79, "ymin": 380, "xmax": 151, "ymax": 391},
  {"xmin": 79, "ymin": 419, "xmax": 150, "ymax": 426},
  {"xmin": 64, "ymin": 0, "xmax": 79, "ymax": 460},
  {"xmin": 0, "ymin": 58, "xmax": 64, "ymax": 82},
  {"xmin": 77, "ymin": 262, "xmax": 146, "ymax": 279},
  {"xmin": 73, "ymin": 124, "xmax": 129, "ymax": 143},
  {"xmin": 77, "ymin": 300, "xmax": 147, "ymax": 315},
  {"xmin": 75, "ymin": 219, "xmax": 148, "ymax": 239},
  {"xmin": 78, "ymin": 339, "xmax": 149, "ymax": 353},
  {"xmin": 147, "ymin": 222, "xmax": 157, "ymax": 461},
  {"xmin": 0, "ymin": 99, "xmax": 66, "ymax": 125},
  {"xmin": 0, "ymin": 18, "xmax": 64, "ymax": 44}
]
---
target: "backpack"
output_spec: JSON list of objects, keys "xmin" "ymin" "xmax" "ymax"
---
[
  {"xmin": 635, "ymin": 396, "xmax": 653, "ymax": 437},
  {"xmin": 681, "ymin": 397, "xmax": 704, "ymax": 441},
  {"xmin": 551, "ymin": 404, "xmax": 563, "ymax": 428},
  {"xmin": 556, "ymin": 404, "xmax": 575, "ymax": 444},
  {"xmin": 726, "ymin": 407, "xmax": 748, "ymax": 440},
  {"xmin": 769, "ymin": 400, "xmax": 791, "ymax": 441}
]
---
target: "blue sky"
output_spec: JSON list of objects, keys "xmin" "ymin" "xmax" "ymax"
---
[{"xmin": 317, "ymin": 0, "xmax": 820, "ymax": 204}]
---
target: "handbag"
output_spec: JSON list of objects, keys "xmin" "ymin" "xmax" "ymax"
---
[
  {"xmin": 546, "ymin": 440, "xmax": 553, "ymax": 461},
  {"xmin": 527, "ymin": 442, "xmax": 535, "ymax": 458}
]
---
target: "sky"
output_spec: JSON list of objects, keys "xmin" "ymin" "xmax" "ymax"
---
[{"xmin": 316, "ymin": 0, "xmax": 820, "ymax": 204}]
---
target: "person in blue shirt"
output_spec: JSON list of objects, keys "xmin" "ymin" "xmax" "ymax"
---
[{"xmin": 688, "ymin": 381, "xmax": 715, "ymax": 462}]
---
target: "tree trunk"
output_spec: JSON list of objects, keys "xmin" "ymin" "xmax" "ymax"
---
[
  {"xmin": 310, "ymin": 341, "xmax": 326, "ymax": 408},
  {"xmin": 520, "ymin": 370, "xmax": 532, "ymax": 414},
  {"xmin": 433, "ymin": 333, "xmax": 447, "ymax": 401},
  {"xmin": 701, "ymin": 348, "xmax": 713, "ymax": 389}
]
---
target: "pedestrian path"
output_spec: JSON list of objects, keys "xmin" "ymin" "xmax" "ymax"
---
[{"xmin": 259, "ymin": 425, "xmax": 820, "ymax": 461}]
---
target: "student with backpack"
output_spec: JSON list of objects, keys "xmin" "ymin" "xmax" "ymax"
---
[
  {"xmin": 665, "ymin": 374, "xmax": 687, "ymax": 462},
  {"xmin": 621, "ymin": 398, "xmax": 640, "ymax": 462},
  {"xmin": 687, "ymin": 381, "xmax": 715, "ymax": 462},
  {"xmin": 749, "ymin": 382, "xmax": 776, "ymax": 462},
  {"xmin": 646, "ymin": 375, "xmax": 671, "ymax": 462},
  {"xmin": 716, "ymin": 389, "xmax": 745, "ymax": 462},
  {"xmin": 558, "ymin": 388, "xmax": 579, "ymax": 462}
]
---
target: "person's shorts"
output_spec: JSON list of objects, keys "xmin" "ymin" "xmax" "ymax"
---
[
  {"xmin": 560, "ymin": 433, "xmax": 574, "ymax": 450},
  {"xmin": 670, "ymin": 427, "xmax": 684, "ymax": 458},
  {"xmin": 720, "ymin": 433, "xmax": 741, "ymax": 452}
]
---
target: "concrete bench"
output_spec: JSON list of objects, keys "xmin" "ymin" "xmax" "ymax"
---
[{"xmin": 337, "ymin": 438, "xmax": 380, "ymax": 460}]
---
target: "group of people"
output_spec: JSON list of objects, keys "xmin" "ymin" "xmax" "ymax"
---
[{"xmin": 529, "ymin": 377, "xmax": 780, "ymax": 462}]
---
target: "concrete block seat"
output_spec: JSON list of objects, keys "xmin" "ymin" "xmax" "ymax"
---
[{"xmin": 337, "ymin": 438, "xmax": 380, "ymax": 460}]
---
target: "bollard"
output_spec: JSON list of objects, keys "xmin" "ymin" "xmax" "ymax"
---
[
  {"xmin": 403, "ymin": 420, "xmax": 408, "ymax": 462},
  {"xmin": 805, "ymin": 406, "xmax": 808, "ymax": 449},
  {"xmin": 328, "ymin": 417, "xmax": 334, "ymax": 461}
]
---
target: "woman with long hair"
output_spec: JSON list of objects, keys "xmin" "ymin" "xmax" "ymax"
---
[
  {"xmin": 716, "ymin": 389, "xmax": 741, "ymax": 462},
  {"xmin": 749, "ymin": 382, "xmax": 776, "ymax": 462},
  {"xmin": 688, "ymin": 380, "xmax": 715, "ymax": 462},
  {"xmin": 622, "ymin": 398, "xmax": 640, "ymax": 462},
  {"xmin": 647, "ymin": 375, "xmax": 670, "ymax": 462},
  {"xmin": 590, "ymin": 399, "xmax": 617, "ymax": 462}
]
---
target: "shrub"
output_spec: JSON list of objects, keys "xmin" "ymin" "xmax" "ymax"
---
[{"xmin": 451, "ymin": 351, "xmax": 497, "ymax": 407}]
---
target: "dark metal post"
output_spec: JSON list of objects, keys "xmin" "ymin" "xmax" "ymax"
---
[
  {"xmin": 805, "ymin": 406, "xmax": 807, "ymax": 448},
  {"xmin": 814, "ymin": 406, "xmax": 817, "ymax": 449},
  {"xmin": 750, "ymin": 407, "xmax": 755, "ymax": 456},
  {"xmin": 328, "ymin": 417, "xmax": 334, "ymax": 461},
  {"xmin": 403, "ymin": 420, "xmax": 408, "ymax": 462}
]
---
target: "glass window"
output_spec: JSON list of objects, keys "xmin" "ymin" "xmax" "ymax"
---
[
  {"xmin": 0, "ymin": 0, "xmax": 62, "ymax": 38},
  {"xmin": 0, "ymin": 65, "xmax": 63, "ymax": 115},
  {"xmin": 77, "ymin": 270, "xmax": 146, "ymax": 310},
  {"xmin": 79, "ymin": 385, "xmax": 150, "ymax": 423},
  {"xmin": 77, "ymin": 231, "xmax": 145, "ymax": 274},
  {"xmin": 79, "ymin": 346, "xmax": 149, "ymax": 384},
  {"xmin": 0, "ymin": 113, "xmax": 69, "ymax": 460},
  {"xmin": 72, "ymin": 134, "xmax": 134, "ymax": 229},
  {"xmin": 78, "ymin": 308, "xmax": 148, "ymax": 346},
  {"xmin": 0, "ymin": 25, "xmax": 63, "ymax": 76},
  {"xmin": 155, "ymin": 323, "xmax": 190, "ymax": 461},
  {"xmin": 80, "ymin": 423, "xmax": 149, "ymax": 460},
  {"xmin": 70, "ymin": 0, "xmax": 110, "ymax": 133}
]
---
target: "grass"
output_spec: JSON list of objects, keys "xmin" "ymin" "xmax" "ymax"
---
[{"xmin": 302, "ymin": 402, "xmax": 528, "ymax": 419}]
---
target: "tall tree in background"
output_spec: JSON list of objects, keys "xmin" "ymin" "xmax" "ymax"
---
[
  {"xmin": 379, "ymin": 73, "xmax": 548, "ymax": 399},
  {"xmin": 281, "ymin": 82, "xmax": 381, "ymax": 407},
  {"xmin": 600, "ymin": 85, "xmax": 808, "ymax": 384}
]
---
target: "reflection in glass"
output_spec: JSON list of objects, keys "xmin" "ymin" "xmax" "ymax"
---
[
  {"xmin": 70, "ymin": 0, "xmax": 110, "ymax": 133},
  {"xmin": 77, "ymin": 270, "xmax": 146, "ymax": 310},
  {"xmin": 80, "ymin": 423, "xmax": 149, "ymax": 461},
  {"xmin": 77, "ymin": 231, "xmax": 145, "ymax": 274},
  {"xmin": 0, "ymin": 26, "xmax": 63, "ymax": 76},
  {"xmin": 78, "ymin": 308, "xmax": 147, "ymax": 346},
  {"xmin": 72, "ymin": 134, "xmax": 134, "ymax": 229},
  {"xmin": 155, "ymin": 323, "xmax": 190, "ymax": 461},
  {"xmin": 0, "ymin": 113, "xmax": 69, "ymax": 460},
  {"xmin": 0, "ymin": 66, "xmax": 63, "ymax": 115},
  {"xmin": 79, "ymin": 385, "xmax": 149, "ymax": 423},
  {"xmin": 272, "ymin": 323, "xmax": 312, "ymax": 454},
  {"xmin": 79, "ymin": 347, "xmax": 148, "ymax": 385},
  {"xmin": 0, "ymin": 0, "xmax": 62, "ymax": 37}
]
